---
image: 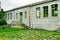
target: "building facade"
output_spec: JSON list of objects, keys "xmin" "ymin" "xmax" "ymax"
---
[{"xmin": 5, "ymin": 0, "xmax": 60, "ymax": 30}]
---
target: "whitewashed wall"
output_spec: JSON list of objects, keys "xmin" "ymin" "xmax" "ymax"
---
[
  {"xmin": 6, "ymin": 7, "xmax": 30, "ymax": 26},
  {"xmin": 30, "ymin": 0, "xmax": 60, "ymax": 30},
  {"xmin": 22, "ymin": 7, "xmax": 30, "ymax": 26},
  {"xmin": 6, "ymin": 0, "xmax": 60, "ymax": 30}
]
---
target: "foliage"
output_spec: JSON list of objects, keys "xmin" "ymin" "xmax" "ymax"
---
[
  {"xmin": 0, "ymin": 9, "xmax": 7, "ymax": 27},
  {"xmin": 0, "ymin": 28, "xmax": 60, "ymax": 40},
  {"xmin": 0, "ymin": 19, "xmax": 7, "ymax": 26},
  {"xmin": 0, "ymin": 9, "xmax": 5, "ymax": 19}
]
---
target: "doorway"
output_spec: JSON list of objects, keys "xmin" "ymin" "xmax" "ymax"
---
[{"xmin": 20, "ymin": 12, "xmax": 23, "ymax": 24}]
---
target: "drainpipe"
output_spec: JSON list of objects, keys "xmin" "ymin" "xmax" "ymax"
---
[{"xmin": 29, "ymin": 7, "xmax": 31, "ymax": 27}]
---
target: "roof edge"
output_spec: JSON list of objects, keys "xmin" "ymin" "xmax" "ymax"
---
[{"xmin": 5, "ymin": 0, "xmax": 57, "ymax": 13}]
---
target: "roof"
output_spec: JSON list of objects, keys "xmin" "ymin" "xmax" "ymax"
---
[{"xmin": 5, "ymin": 0, "xmax": 57, "ymax": 12}]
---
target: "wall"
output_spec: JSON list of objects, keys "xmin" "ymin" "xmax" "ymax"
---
[
  {"xmin": 22, "ymin": 7, "xmax": 30, "ymax": 27},
  {"xmin": 30, "ymin": 0, "xmax": 60, "ymax": 30},
  {"xmin": 6, "ymin": 7, "xmax": 30, "ymax": 27},
  {"xmin": 5, "ymin": 0, "xmax": 60, "ymax": 30}
]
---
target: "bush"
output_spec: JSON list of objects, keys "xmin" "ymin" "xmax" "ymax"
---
[{"xmin": 0, "ymin": 19, "xmax": 7, "ymax": 26}]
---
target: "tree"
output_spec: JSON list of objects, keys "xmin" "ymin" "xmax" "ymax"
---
[
  {"xmin": 0, "ymin": 19, "xmax": 7, "ymax": 25},
  {"xmin": 0, "ymin": 9, "xmax": 7, "ymax": 29},
  {"xmin": 0, "ymin": 9, "xmax": 5, "ymax": 19}
]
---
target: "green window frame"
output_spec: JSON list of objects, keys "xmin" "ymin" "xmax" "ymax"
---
[
  {"xmin": 51, "ymin": 4, "xmax": 58, "ymax": 17},
  {"xmin": 36, "ymin": 7, "xmax": 40, "ymax": 18},
  {"xmin": 20, "ymin": 12, "xmax": 23, "ymax": 19},
  {"xmin": 5, "ymin": 14, "xmax": 7, "ymax": 19},
  {"xmin": 25, "ymin": 12, "xmax": 27, "ymax": 19},
  {"xmin": 43, "ymin": 6, "xmax": 48, "ymax": 17},
  {"xmin": 10, "ymin": 13, "xmax": 12, "ymax": 19},
  {"xmin": 8, "ymin": 13, "xmax": 9, "ymax": 19}
]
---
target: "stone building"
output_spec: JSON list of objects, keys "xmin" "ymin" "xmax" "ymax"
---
[{"xmin": 5, "ymin": 0, "xmax": 60, "ymax": 30}]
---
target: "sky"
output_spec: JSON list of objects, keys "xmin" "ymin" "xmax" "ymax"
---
[{"xmin": 0, "ymin": 0, "xmax": 44, "ymax": 11}]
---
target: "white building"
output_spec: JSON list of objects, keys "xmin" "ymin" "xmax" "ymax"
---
[{"xmin": 5, "ymin": 0, "xmax": 60, "ymax": 30}]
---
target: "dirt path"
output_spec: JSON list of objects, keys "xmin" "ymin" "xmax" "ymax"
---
[{"xmin": 11, "ymin": 24, "xmax": 24, "ymax": 28}]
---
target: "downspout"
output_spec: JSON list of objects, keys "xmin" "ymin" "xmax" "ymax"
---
[{"xmin": 29, "ymin": 7, "xmax": 31, "ymax": 27}]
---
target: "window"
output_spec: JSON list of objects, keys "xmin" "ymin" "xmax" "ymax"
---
[
  {"xmin": 51, "ymin": 4, "xmax": 58, "ymax": 17},
  {"xmin": 43, "ymin": 6, "xmax": 48, "ymax": 17},
  {"xmin": 5, "ymin": 14, "xmax": 7, "ymax": 19},
  {"xmin": 25, "ymin": 12, "xmax": 27, "ymax": 18},
  {"xmin": 36, "ymin": 7, "xmax": 40, "ymax": 18},
  {"xmin": 20, "ymin": 12, "xmax": 23, "ymax": 19},
  {"xmin": 8, "ymin": 13, "xmax": 9, "ymax": 19},
  {"xmin": 10, "ymin": 13, "xmax": 12, "ymax": 19},
  {"xmin": 16, "ymin": 13, "xmax": 18, "ymax": 19}
]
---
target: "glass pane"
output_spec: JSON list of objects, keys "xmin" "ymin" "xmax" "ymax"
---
[
  {"xmin": 5, "ymin": 14, "xmax": 7, "ymax": 19},
  {"xmin": 36, "ymin": 7, "xmax": 40, "ymax": 18},
  {"xmin": 10, "ymin": 13, "xmax": 12, "ymax": 19},
  {"xmin": 51, "ymin": 4, "xmax": 58, "ymax": 17},
  {"xmin": 20, "ymin": 12, "xmax": 23, "ymax": 19},
  {"xmin": 55, "ymin": 4, "xmax": 58, "ymax": 7},
  {"xmin": 43, "ymin": 6, "xmax": 48, "ymax": 17},
  {"xmin": 8, "ymin": 13, "xmax": 9, "ymax": 19}
]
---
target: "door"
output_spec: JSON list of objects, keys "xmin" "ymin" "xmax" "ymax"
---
[{"xmin": 20, "ymin": 12, "xmax": 23, "ymax": 24}]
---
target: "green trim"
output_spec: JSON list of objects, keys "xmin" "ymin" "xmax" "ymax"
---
[
  {"xmin": 51, "ymin": 4, "xmax": 58, "ymax": 17},
  {"xmin": 10, "ymin": 13, "xmax": 12, "ymax": 19},
  {"xmin": 8, "ymin": 13, "xmax": 9, "ymax": 19},
  {"xmin": 43, "ymin": 6, "xmax": 48, "ymax": 17},
  {"xmin": 36, "ymin": 7, "xmax": 41, "ymax": 18}
]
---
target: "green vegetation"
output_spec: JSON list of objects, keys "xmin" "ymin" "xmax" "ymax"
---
[
  {"xmin": 0, "ymin": 19, "xmax": 7, "ymax": 26},
  {"xmin": 0, "ymin": 9, "xmax": 7, "ymax": 29},
  {"xmin": 0, "ymin": 9, "xmax": 5, "ymax": 19},
  {"xmin": 0, "ymin": 19, "xmax": 7, "ymax": 29},
  {"xmin": 0, "ymin": 27, "xmax": 60, "ymax": 40}
]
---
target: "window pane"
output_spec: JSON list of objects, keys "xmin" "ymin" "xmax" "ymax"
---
[
  {"xmin": 36, "ymin": 7, "xmax": 40, "ymax": 18},
  {"xmin": 5, "ymin": 14, "xmax": 7, "ymax": 19},
  {"xmin": 10, "ymin": 13, "xmax": 12, "ymax": 19},
  {"xmin": 51, "ymin": 4, "xmax": 58, "ymax": 17},
  {"xmin": 8, "ymin": 13, "xmax": 9, "ymax": 19},
  {"xmin": 20, "ymin": 12, "xmax": 23, "ymax": 19},
  {"xmin": 43, "ymin": 6, "xmax": 48, "ymax": 17},
  {"xmin": 55, "ymin": 4, "xmax": 58, "ymax": 7}
]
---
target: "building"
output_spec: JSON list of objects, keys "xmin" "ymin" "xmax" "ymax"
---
[{"xmin": 5, "ymin": 0, "xmax": 60, "ymax": 30}]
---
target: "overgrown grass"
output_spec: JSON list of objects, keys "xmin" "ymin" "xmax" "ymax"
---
[
  {"xmin": 0, "ymin": 26, "xmax": 25, "ymax": 32},
  {"xmin": 0, "ymin": 27, "xmax": 60, "ymax": 40}
]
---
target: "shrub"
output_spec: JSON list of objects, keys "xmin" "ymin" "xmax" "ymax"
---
[
  {"xmin": 0, "ymin": 19, "xmax": 7, "ymax": 29},
  {"xmin": 0, "ymin": 19, "xmax": 7, "ymax": 26}
]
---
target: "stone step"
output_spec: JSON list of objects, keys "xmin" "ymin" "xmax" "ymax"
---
[{"xmin": 11, "ymin": 24, "xmax": 24, "ymax": 28}]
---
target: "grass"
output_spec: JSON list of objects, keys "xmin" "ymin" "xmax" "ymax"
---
[{"xmin": 0, "ymin": 27, "xmax": 60, "ymax": 40}]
